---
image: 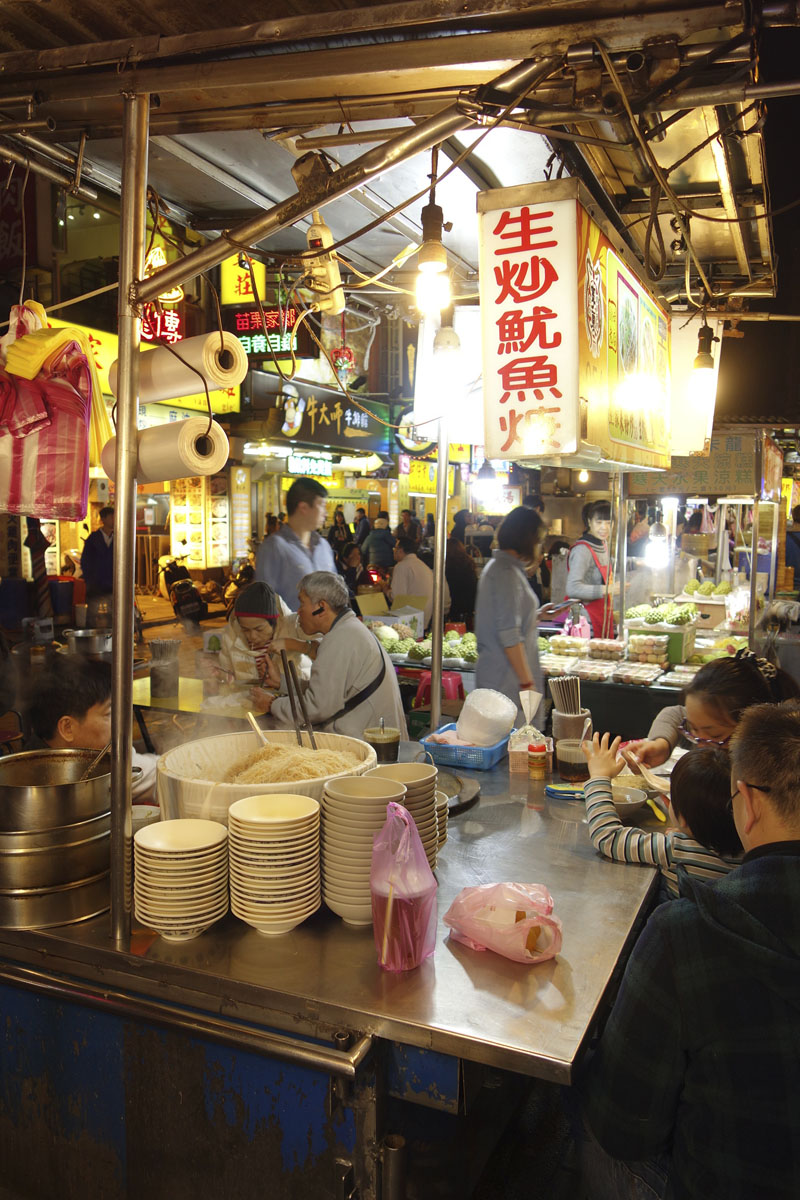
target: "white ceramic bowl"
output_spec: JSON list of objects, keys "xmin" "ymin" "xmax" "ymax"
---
[
  {"xmin": 135, "ymin": 818, "xmax": 228, "ymax": 853},
  {"xmin": 324, "ymin": 777, "xmax": 406, "ymax": 803},
  {"xmin": 322, "ymin": 893, "xmax": 373, "ymax": 926},
  {"xmin": 229, "ymin": 793, "xmax": 320, "ymax": 825},
  {"xmin": 366, "ymin": 763, "xmax": 437, "ymax": 787},
  {"xmin": 157, "ymin": 731, "xmax": 377, "ymax": 823},
  {"xmin": 610, "ymin": 784, "xmax": 648, "ymax": 818}
]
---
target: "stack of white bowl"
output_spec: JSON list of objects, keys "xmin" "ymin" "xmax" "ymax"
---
[
  {"xmin": 134, "ymin": 818, "xmax": 228, "ymax": 942},
  {"xmin": 435, "ymin": 789, "xmax": 449, "ymax": 850},
  {"xmin": 228, "ymin": 794, "xmax": 320, "ymax": 937},
  {"xmin": 321, "ymin": 776, "xmax": 406, "ymax": 926},
  {"xmin": 366, "ymin": 763, "xmax": 440, "ymax": 869}
]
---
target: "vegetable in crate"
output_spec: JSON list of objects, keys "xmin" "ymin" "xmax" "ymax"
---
[{"xmin": 371, "ymin": 623, "xmax": 400, "ymax": 644}]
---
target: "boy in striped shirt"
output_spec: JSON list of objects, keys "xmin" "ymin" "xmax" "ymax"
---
[{"xmin": 582, "ymin": 733, "xmax": 741, "ymax": 896}]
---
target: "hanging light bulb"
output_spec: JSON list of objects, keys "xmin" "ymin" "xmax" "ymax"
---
[
  {"xmin": 577, "ymin": 469, "xmax": 590, "ymax": 484},
  {"xmin": 687, "ymin": 321, "xmax": 719, "ymax": 415},
  {"xmin": 416, "ymin": 147, "xmax": 451, "ymax": 316}
]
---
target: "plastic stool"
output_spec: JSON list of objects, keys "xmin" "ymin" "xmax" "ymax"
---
[{"xmin": 413, "ymin": 670, "xmax": 465, "ymax": 708}]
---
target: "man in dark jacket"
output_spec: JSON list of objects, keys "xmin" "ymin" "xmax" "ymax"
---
[
  {"xmin": 353, "ymin": 507, "xmax": 371, "ymax": 545},
  {"xmin": 580, "ymin": 699, "xmax": 800, "ymax": 1200},
  {"xmin": 80, "ymin": 506, "xmax": 114, "ymax": 623}
]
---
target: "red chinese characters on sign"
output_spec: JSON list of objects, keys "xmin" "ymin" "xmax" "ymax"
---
[
  {"xmin": 490, "ymin": 206, "xmax": 564, "ymax": 453},
  {"xmin": 141, "ymin": 305, "xmax": 183, "ymax": 344}
]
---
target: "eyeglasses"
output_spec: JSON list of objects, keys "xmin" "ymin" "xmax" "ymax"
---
[
  {"xmin": 728, "ymin": 782, "xmax": 772, "ymax": 812},
  {"xmin": 678, "ymin": 718, "xmax": 733, "ymax": 746}
]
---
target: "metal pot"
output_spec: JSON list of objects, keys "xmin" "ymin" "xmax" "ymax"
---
[
  {"xmin": 0, "ymin": 823, "xmax": 110, "ymax": 889},
  {"xmin": 63, "ymin": 628, "xmax": 113, "ymax": 657},
  {"xmin": 0, "ymin": 870, "xmax": 109, "ymax": 930},
  {"xmin": 0, "ymin": 749, "xmax": 112, "ymax": 832}
]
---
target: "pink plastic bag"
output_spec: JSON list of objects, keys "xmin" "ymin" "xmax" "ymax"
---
[
  {"xmin": 443, "ymin": 882, "xmax": 562, "ymax": 964},
  {"xmin": 370, "ymin": 801, "xmax": 438, "ymax": 972}
]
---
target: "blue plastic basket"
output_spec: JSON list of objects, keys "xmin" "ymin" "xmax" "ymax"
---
[{"xmin": 421, "ymin": 723, "xmax": 510, "ymax": 770}]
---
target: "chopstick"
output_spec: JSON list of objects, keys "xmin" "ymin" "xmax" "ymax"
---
[
  {"xmin": 280, "ymin": 649, "xmax": 304, "ymax": 747},
  {"xmin": 288, "ymin": 659, "xmax": 318, "ymax": 751},
  {"xmin": 548, "ymin": 675, "xmax": 582, "ymax": 714}
]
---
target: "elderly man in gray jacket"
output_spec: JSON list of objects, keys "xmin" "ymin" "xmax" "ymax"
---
[{"xmin": 255, "ymin": 572, "xmax": 408, "ymax": 739}]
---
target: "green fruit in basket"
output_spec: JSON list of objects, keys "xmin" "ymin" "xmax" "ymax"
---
[
  {"xmin": 644, "ymin": 607, "xmax": 665, "ymax": 624},
  {"xmin": 625, "ymin": 604, "xmax": 651, "ymax": 620},
  {"xmin": 407, "ymin": 641, "xmax": 430, "ymax": 661},
  {"xmin": 713, "ymin": 581, "xmax": 732, "ymax": 596},
  {"xmin": 444, "ymin": 628, "xmax": 461, "ymax": 642},
  {"xmin": 683, "ymin": 579, "xmax": 700, "ymax": 595},
  {"xmin": 538, "ymin": 636, "xmax": 550, "ymax": 652},
  {"xmin": 697, "ymin": 580, "xmax": 715, "ymax": 596},
  {"xmin": 461, "ymin": 633, "xmax": 477, "ymax": 648},
  {"xmin": 462, "ymin": 646, "xmax": 479, "ymax": 664}
]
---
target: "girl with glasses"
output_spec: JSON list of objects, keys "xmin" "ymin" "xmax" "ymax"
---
[{"xmin": 626, "ymin": 650, "xmax": 799, "ymax": 768}]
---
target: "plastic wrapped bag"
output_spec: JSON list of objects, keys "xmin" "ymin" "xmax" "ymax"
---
[
  {"xmin": 443, "ymin": 882, "xmax": 562, "ymax": 964},
  {"xmin": 371, "ymin": 801, "xmax": 437, "ymax": 972},
  {"xmin": 456, "ymin": 688, "xmax": 517, "ymax": 747}
]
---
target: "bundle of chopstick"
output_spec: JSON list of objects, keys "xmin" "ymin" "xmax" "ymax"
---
[
  {"xmin": 549, "ymin": 675, "xmax": 581, "ymax": 714},
  {"xmin": 150, "ymin": 638, "xmax": 181, "ymax": 660}
]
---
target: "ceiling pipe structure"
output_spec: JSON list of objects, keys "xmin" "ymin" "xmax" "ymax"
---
[{"xmin": 138, "ymin": 54, "xmax": 564, "ymax": 304}]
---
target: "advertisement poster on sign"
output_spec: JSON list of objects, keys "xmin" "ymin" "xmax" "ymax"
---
[{"xmin": 577, "ymin": 198, "xmax": 670, "ymax": 466}]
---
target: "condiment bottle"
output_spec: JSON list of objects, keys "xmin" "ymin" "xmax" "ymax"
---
[{"xmin": 527, "ymin": 743, "xmax": 548, "ymax": 781}]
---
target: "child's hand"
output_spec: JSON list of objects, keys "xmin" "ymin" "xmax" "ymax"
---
[{"xmin": 581, "ymin": 732, "xmax": 625, "ymax": 779}]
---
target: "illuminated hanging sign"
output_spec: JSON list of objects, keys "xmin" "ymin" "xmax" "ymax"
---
[
  {"xmin": 287, "ymin": 453, "xmax": 333, "ymax": 477},
  {"xmin": 478, "ymin": 179, "xmax": 670, "ymax": 469},
  {"xmin": 141, "ymin": 304, "xmax": 183, "ymax": 344},
  {"xmin": 221, "ymin": 305, "xmax": 317, "ymax": 360},
  {"xmin": 143, "ymin": 245, "xmax": 184, "ymax": 303},
  {"xmin": 220, "ymin": 254, "xmax": 267, "ymax": 307}
]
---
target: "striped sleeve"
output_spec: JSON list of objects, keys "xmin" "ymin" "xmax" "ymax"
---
[
  {"xmin": 583, "ymin": 777, "xmax": 675, "ymax": 871},
  {"xmin": 670, "ymin": 835, "xmax": 741, "ymax": 882}
]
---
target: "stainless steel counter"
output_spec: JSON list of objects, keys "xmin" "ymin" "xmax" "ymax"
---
[{"xmin": 0, "ymin": 764, "xmax": 657, "ymax": 1085}]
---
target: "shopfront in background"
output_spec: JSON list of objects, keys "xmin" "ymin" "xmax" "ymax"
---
[{"xmin": 241, "ymin": 369, "xmax": 392, "ymax": 529}]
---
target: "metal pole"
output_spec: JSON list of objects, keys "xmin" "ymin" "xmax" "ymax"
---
[
  {"xmin": 714, "ymin": 502, "xmax": 727, "ymax": 585},
  {"xmin": 748, "ymin": 438, "xmax": 763, "ymax": 648},
  {"xmin": 430, "ymin": 414, "xmax": 450, "ymax": 733},
  {"xmin": 111, "ymin": 92, "xmax": 149, "ymax": 950},
  {"xmin": 615, "ymin": 473, "xmax": 627, "ymax": 629},
  {"xmin": 137, "ymin": 55, "xmax": 563, "ymax": 303}
]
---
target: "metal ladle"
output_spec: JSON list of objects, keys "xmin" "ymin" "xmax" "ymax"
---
[{"xmin": 79, "ymin": 741, "xmax": 111, "ymax": 782}]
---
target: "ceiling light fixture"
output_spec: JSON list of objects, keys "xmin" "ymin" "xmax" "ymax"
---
[
  {"xmin": 477, "ymin": 459, "xmax": 496, "ymax": 482},
  {"xmin": 416, "ymin": 146, "xmax": 451, "ymax": 317},
  {"xmin": 687, "ymin": 321, "xmax": 719, "ymax": 414}
]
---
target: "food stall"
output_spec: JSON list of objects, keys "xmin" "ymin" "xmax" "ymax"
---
[{"xmin": 0, "ymin": 750, "xmax": 657, "ymax": 1199}]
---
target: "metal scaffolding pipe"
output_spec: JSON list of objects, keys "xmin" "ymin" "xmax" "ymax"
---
[
  {"xmin": 111, "ymin": 93, "xmax": 149, "ymax": 951},
  {"xmin": 12, "ymin": 130, "xmax": 94, "ymax": 174},
  {"xmin": 137, "ymin": 55, "xmax": 563, "ymax": 303},
  {"xmin": 0, "ymin": 139, "xmax": 99, "ymax": 202},
  {"xmin": 0, "ymin": 118, "xmax": 54, "ymax": 135},
  {"xmin": 430, "ymin": 412, "xmax": 450, "ymax": 734},
  {"xmin": 643, "ymin": 78, "xmax": 800, "ymax": 111}
]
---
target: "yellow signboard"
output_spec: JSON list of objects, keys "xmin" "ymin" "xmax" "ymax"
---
[
  {"xmin": 48, "ymin": 318, "xmax": 240, "ymax": 414},
  {"xmin": 220, "ymin": 255, "xmax": 267, "ymax": 307},
  {"xmin": 407, "ymin": 458, "xmax": 455, "ymax": 494}
]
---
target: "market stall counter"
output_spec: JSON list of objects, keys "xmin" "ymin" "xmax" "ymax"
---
[{"xmin": 0, "ymin": 754, "xmax": 657, "ymax": 1200}]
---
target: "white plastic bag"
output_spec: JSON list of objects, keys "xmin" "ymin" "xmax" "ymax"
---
[{"xmin": 456, "ymin": 688, "xmax": 517, "ymax": 747}]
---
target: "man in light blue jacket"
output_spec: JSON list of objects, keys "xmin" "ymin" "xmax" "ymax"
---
[{"xmin": 255, "ymin": 477, "xmax": 336, "ymax": 609}]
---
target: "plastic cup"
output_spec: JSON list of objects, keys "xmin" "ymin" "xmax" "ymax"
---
[{"xmin": 556, "ymin": 738, "xmax": 590, "ymax": 783}]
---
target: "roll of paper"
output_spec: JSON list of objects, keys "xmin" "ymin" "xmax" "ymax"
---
[
  {"xmin": 109, "ymin": 331, "xmax": 247, "ymax": 402},
  {"xmin": 101, "ymin": 417, "xmax": 230, "ymax": 484}
]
